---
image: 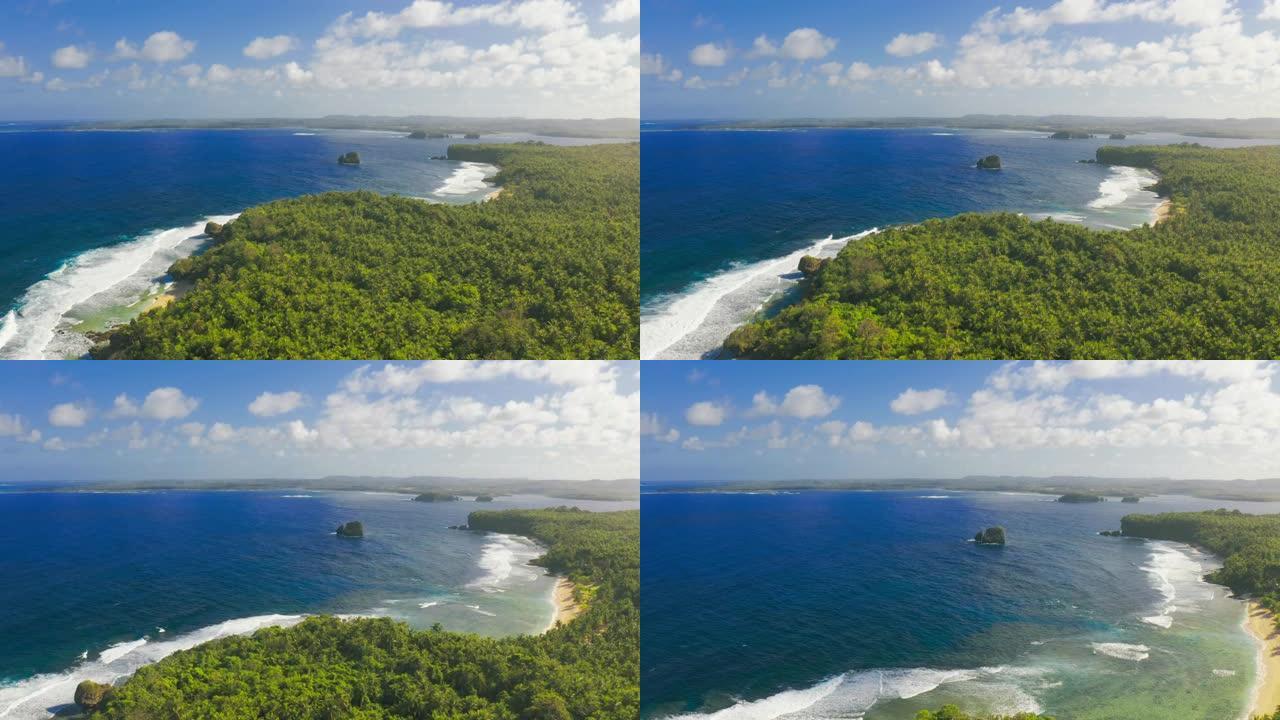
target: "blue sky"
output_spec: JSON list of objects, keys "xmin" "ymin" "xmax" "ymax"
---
[
  {"xmin": 0, "ymin": 0, "xmax": 639, "ymax": 120},
  {"xmin": 0, "ymin": 361, "xmax": 639, "ymax": 483},
  {"xmin": 642, "ymin": 361, "xmax": 1280, "ymax": 482},
  {"xmin": 641, "ymin": 0, "xmax": 1280, "ymax": 119}
]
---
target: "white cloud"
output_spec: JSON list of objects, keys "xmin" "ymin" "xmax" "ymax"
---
[
  {"xmin": 690, "ymin": 42, "xmax": 728, "ymax": 66},
  {"xmin": 891, "ymin": 388, "xmax": 952, "ymax": 415},
  {"xmin": 113, "ymin": 31, "xmax": 195, "ymax": 63},
  {"xmin": 601, "ymin": 0, "xmax": 639, "ymax": 23},
  {"xmin": 49, "ymin": 402, "xmax": 90, "ymax": 427},
  {"xmin": 0, "ymin": 49, "xmax": 29, "ymax": 78},
  {"xmin": 244, "ymin": 35, "xmax": 298, "ymax": 60},
  {"xmin": 886, "ymin": 32, "xmax": 940, "ymax": 57},
  {"xmin": 1264, "ymin": 0, "xmax": 1280, "ymax": 20},
  {"xmin": 640, "ymin": 52, "xmax": 683, "ymax": 81},
  {"xmin": 748, "ymin": 34, "xmax": 778, "ymax": 58},
  {"xmin": 780, "ymin": 385, "xmax": 840, "ymax": 418},
  {"xmin": 110, "ymin": 387, "xmax": 199, "ymax": 420},
  {"xmin": 52, "ymin": 44, "xmax": 91, "ymax": 69},
  {"xmin": 686, "ymin": 401, "xmax": 727, "ymax": 426},
  {"xmin": 249, "ymin": 391, "xmax": 306, "ymax": 417},
  {"xmin": 780, "ymin": 28, "xmax": 837, "ymax": 60}
]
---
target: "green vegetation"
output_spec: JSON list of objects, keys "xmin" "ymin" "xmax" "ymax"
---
[
  {"xmin": 338, "ymin": 151, "xmax": 361, "ymax": 165},
  {"xmin": 1057, "ymin": 493, "xmax": 1104, "ymax": 503},
  {"xmin": 915, "ymin": 705, "xmax": 1052, "ymax": 720},
  {"xmin": 973, "ymin": 526, "xmax": 1006, "ymax": 545},
  {"xmin": 1121, "ymin": 509, "xmax": 1280, "ymax": 596},
  {"xmin": 335, "ymin": 520, "xmax": 364, "ymax": 537},
  {"xmin": 724, "ymin": 144, "xmax": 1280, "ymax": 359},
  {"xmin": 90, "ymin": 507, "xmax": 638, "ymax": 719},
  {"xmin": 976, "ymin": 155, "xmax": 1002, "ymax": 169},
  {"xmin": 414, "ymin": 492, "xmax": 459, "ymax": 503},
  {"xmin": 1049, "ymin": 130, "xmax": 1093, "ymax": 139},
  {"xmin": 92, "ymin": 142, "xmax": 639, "ymax": 359}
]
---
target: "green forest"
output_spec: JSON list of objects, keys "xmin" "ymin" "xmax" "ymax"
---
[
  {"xmin": 723, "ymin": 144, "xmax": 1280, "ymax": 359},
  {"xmin": 914, "ymin": 706, "xmax": 1051, "ymax": 720},
  {"xmin": 89, "ymin": 507, "xmax": 638, "ymax": 719},
  {"xmin": 92, "ymin": 142, "xmax": 638, "ymax": 359}
]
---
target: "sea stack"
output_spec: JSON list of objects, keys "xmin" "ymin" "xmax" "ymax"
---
[
  {"xmin": 75, "ymin": 680, "xmax": 114, "ymax": 711},
  {"xmin": 974, "ymin": 526, "xmax": 1006, "ymax": 545},
  {"xmin": 976, "ymin": 155, "xmax": 1002, "ymax": 170},
  {"xmin": 204, "ymin": 221, "xmax": 224, "ymax": 237},
  {"xmin": 798, "ymin": 255, "xmax": 826, "ymax": 276},
  {"xmin": 335, "ymin": 520, "xmax": 364, "ymax": 537},
  {"xmin": 338, "ymin": 151, "xmax": 361, "ymax": 165}
]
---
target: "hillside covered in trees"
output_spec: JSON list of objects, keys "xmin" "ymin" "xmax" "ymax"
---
[
  {"xmin": 92, "ymin": 142, "xmax": 638, "ymax": 359},
  {"xmin": 724, "ymin": 144, "xmax": 1280, "ymax": 359},
  {"xmin": 1121, "ymin": 509, "xmax": 1280, "ymax": 598},
  {"xmin": 90, "ymin": 507, "xmax": 638, "ymax": 719}
]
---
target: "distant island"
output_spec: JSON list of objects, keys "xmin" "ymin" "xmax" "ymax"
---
[
  {"xmin": 88, "ymin": 142, "xmax": 639, "ymax": 360},
  {"xmin": 975, "ymin": 155, "xmax": 1002, "ymax": 170},
  {"xmin": 335, "ymin": 520, "xmax": 364, "ymax": 537},
  {"xmin": 651, "ymin": 475, "xmax": 1280, "ymax": 502},
  {"xmin": 75, "ymin": 114, "xmax": 638, "ymax": 139},
  {"xmin": 1057, "ymin": 493, "xmax": 1104, "ymax": 503},
  {"xmin": 1049, "ymin": 130, "xmax": 1094, "ymax": 139},
  {"xmin": 974, "ymin": 526, "xmax": 1006, "ymax": 545},
  {"xmin": 337, "ymin": 151, "xmax": 360, "ymax": 165},
  {"xmin": 676, "ymin": 114, "xmax": 1280, "ymax": 140},
  {"xmin": 413, "ymin": 491, "xmax": 459, "ymax": 503}
]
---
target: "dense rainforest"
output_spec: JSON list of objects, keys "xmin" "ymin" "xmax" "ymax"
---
[
  {"xmin": 723, "ymin": 144, "xmax": 1280, "ymax": 359},
  {"xmin": 90, "ymin": 507, "xmax": 638, "ymax": 719},
  {"xmin": 92, "ymin": 142, "xmax": 638, "ymax": 359}
]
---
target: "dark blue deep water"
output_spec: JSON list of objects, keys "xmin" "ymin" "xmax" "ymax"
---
[
  {"xmin": 639, "ymin": 127, "xmax": 1270, "ymax": 358},
  {"xmin": 0, "ymin": 489, "xmax": 632, "ymax": 718},
  {"xmin": 641, "ymin": 490, "xmax": 1277, "ymax": 719},
  {"xmin": 0, "ymin": 128, "xmax": 605, "ymax": 359}
]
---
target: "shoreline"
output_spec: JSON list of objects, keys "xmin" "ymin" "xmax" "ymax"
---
[
  {"xmin": 1154, "ymin": 198, "xmax": 1173, "ymax": 225},
  {"xmin": 545, "ymin": 577, "xmax": 582, "ymax": 632},
  {"xmin": 1248, "ymin": 601, "xmax": 1280, "ymax": 718}
]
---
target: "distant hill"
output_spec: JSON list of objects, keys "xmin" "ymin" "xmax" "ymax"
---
[{"xmin": 79, "ymin": 114, "xmax": 639, "ymax": 139}]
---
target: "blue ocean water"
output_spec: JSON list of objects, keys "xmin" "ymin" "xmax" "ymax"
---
[
  {"xmin": 641, "ymin": 489, "xmax": 1274, "ymax": 720},
  {"xmin": 0, "ymin": 127, "xmax": 604, "ymax": 359},
  {"xmin": 0, "ymin": 489, "xmax": 633, "ymax": 719},
  {"xmin": 638, "ymin": 127, "xmax": 1272, "ymax": 358}
]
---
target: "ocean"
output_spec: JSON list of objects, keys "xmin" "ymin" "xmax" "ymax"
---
[
  {"xmin": 638, "ymin": 126, "xmax": 1273, "ymax": 359},
  {"xmin": 641, "ymin": 489, "xmax": 1275, "ymax": 720},
  {"xmin": 0, "ymin": 126, "xmax": 608, "ymax": 359},
  {"xmin": 0, "ymin": 488, "xmax": 633, "ymax": 719}
]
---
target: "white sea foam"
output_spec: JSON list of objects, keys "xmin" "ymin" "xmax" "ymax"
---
[
  {"xmin": 917, "ymin": 495, "xmax": 953, "ymax": 499},
  {"xmin": 1091, "ymin": 642, "xmax": 1150, "ymax": 661},
  {"xmin": 640, "ymin": 229, "xmax": 879, "ymax": 359},
  {"xmin": 660, "ymin": 666, "xmax": 1040, "ymax": 720},
  {"xmin": 0, "ymin": 614, "xmax": 301, "ymax": 720},
  {"xmin": 281, "ymin": 494, "xmax": 314, "ymax": 498},
  {"xmin": 419, "ymin": 601, "xmax": 441, "ymax": 609},
  {"xmin": 292, "ymin": 132, "xmax": 317, "ymax": 136},
  {"xmin": 0, "ymin": 214, "xmax": 238, "ymax": 359},
  {"xmin": 433, "ymin": 162, "xmax": 498, "ymax": 197},
  {"xmin": 468, "ymin": 533, "xmax": 543, "ymax": 592},
  {"xmin": 1213, "ymin": 668, "xmax": 1237, "ymax": 677},
  {"xmin": 466, "ymin": 604, "xmax": 498, "ymax": 617},
  {"xmin": 1089, "ymin": 166, "xmax": 1158, "ymax": 210},
  {"xmin": 1140, "ymin": 542, "xmax": 1202, "ymax": 629}
]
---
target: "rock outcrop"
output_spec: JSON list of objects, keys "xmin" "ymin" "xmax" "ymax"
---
[
  {"xmin": 1099, "ymin": 530, "xmax": 1123, "ymax": 536},
  {"xmin": 75, "ymin": 680, "xmax": 114, "ymax": 711},
  {"xmin": 974, "ymin": 526, "xmax": 1006, "ymax": 545},
  {"xmin": 798, "ymin": 255, "xmax": 826, "ymax": 276},
  {"xmin": 204, "ymin": 221, "xmax": 224, "ymax": 237},
  {"xmin": 336, "ymin": 520, "xmax": 364, "ymax": 537},
  {"xmin": 976, "ymin": 155, "xmax": 1002, "ymax": 170},
  {"xmin": 338, "ymin": 152, "xmax": 361, "ymax": 165}
]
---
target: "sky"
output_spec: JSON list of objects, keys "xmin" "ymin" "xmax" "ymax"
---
[
  {"xmin": 0, "ymin": 360, "xmax": 639, "ymax": 483},
  {"xmin": 641, "ymin": 0, "xmax": 1280, "ymax": 119},
  {"xmin": 0, "ymin": 0, "xmax": 639, "ymax": 120},
  {"xmin": 642, "ymin": 360, "xmax": 1280, "ymax": 483}
]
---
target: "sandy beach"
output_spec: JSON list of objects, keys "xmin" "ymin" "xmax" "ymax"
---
[
  {"xmin": 1247, "ymin": 601, "xmax": 1280, "ymax": 718},
  {"xmin": 546, "ymin": 577, "xmax": 582, "ymax": 632},
  {"xmin": 1154, "ymin": 198, "xmax": 1173, "ymax": 224}
]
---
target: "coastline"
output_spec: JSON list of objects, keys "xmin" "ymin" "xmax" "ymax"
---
[
  {"xmin": 546, "ymin": 577, "xmax": 582, "ymax": 632},
  {"xmin": 1248, "ymin": 601, "xmax": 1280, "ymax": 718},
  {"xmin": 1155, "ymin": 198, "xmax": 1173, "ymax": 224}
]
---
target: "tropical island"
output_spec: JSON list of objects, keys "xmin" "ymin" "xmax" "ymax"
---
[
  {"xmin": 82, "ymin": 507, "xmax": 638, "ymax": 719},
  {"xmin": 88, "ymin": 141, "xmax": 639, "ymax": 359},
  {"xmin": 1056, "ymin": 493, "xmax": 1104, "ymax": 503},
  {"xmin": 722, "ymin": 143, "xmax": 1280, "ymax": 359},
  {"xmin": 413, "ymin": 491, "xmax": 460, "ymax": 502}
]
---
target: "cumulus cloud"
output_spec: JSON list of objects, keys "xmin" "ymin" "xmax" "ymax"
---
[
  {"xmin": 686, "ymin": 401, "xmax": 727, "ymax": 426},
  {"xmin": 243, "ymin": 35, "xmax": 298, "ymax": 60},
  {"xmin": 52, "ymin": 44, "xmax": 90, "ymax": 69},
  {"xmin": 601, "ymin": 0, "xmax": 639, "ymax": 23},
  {"xmin": 886, "ymin": 32, "xmax": 940, "ymax": 57},
  {"xmin": 0, "ymin": 42, "xmax": 29, "ymax": 78},
  {"xmin": 248, "ymin": 391, "xmax": 306, "ymax": 417},
  {"xmin": 749, "ymin": 385, "xmax": 841, "ymax": 419},
  {"xmin": 1264, "ymin": 0, "xmax": 1280, "ymax": 20},
  {"xmin": 113, "ymin": 31, "xmax": 195, "ymax": 63},
  {"xmin": 49, "ymin": 402, "xmax": 90, "ymax": 427},
  {"xmin": 110, "ymin": 387, "xmax": 199, "ymax": 420},
  {"xmin": 690, "ymin": 42, "xmax": 728, "ymax": 66},
  {"xmin": 891, "ymin": 388, "xmax": 952, "ymax": 415},
  {"xmin": 780, "ymin": 28, "xmax": 837, "ymax": 60}
]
